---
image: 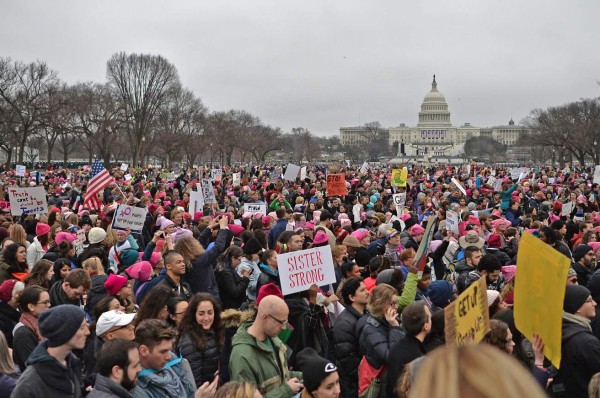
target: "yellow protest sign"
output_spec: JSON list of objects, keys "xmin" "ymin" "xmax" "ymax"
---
[
  {"xmin": 444, "ymin": 277, "xmax": 489, "ymax": 346},
  {"xmin": 514, "ymin": 232, "xmax": 570, "ymax": 368},
  {"xmin": 391, "ymin": 169, "xmax": 408, "ymax": 187}
]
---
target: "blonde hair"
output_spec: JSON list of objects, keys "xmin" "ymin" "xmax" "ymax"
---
[
  {"xmin": 9, "ymin": 224, "xmax": 28, "ymax": 245},
  {"xmin": 332, "ymin": 244, "xmax": 347, "ymax": 259},
  {"xmin": 367, "ymin": 284, "xmax": 397, "ymax": 319},
  {"xmin": 174, "ymin": 236, "xmax": 205, "ymax": 265},
  {"xmin": 104, "ymin": 226, "xmax": 117, "ymax": 247},
  {"xmin": 83, "ymin": 256, "xmax": 105, "ymax": 276},
  {"xmin": 213, "ymin": 381, "xmax": 260, "ymax": 398},
  {"xmin": 408, "ymin": 344, "xmax": 547, "ymax": 398},
  {"xmin": 589, "ymin": 372, "xmax": 600, "ymax": 398}
]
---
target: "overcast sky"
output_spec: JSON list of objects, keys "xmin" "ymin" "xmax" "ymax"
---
[{"xmin": 2, "ymin": 0, "xmax": 599, "ymax": 136}]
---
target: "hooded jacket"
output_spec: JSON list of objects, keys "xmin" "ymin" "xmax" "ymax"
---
[
  {"xmin": 176, "ymin": 330, "xmax": 220, "ymax": 387},
  {"xmin": 215, "ymin": 264, "xmax": 250, "ymax": 310},
  {"xmin": 0, "ymin": 257, "xmax": 27, "ymax": 285},
  {"xmin": 87, "ymin": 374, "xmax": 133, "ymax": 398},
  {"xmin": 11, "ymin": 340, "xmax": 83, "ymax": 398},
  {"xmin": 453, "ymin": 259, "xmax": 473, "ymax": 293},
  {"xmin": 332, "ymin": 304, "xmax": 365, "ymax": 398},
  {"xmin": 229, "ymin": 321, "xmax": 302, "ymax": 398},
  {"xmin": 132, "ymin": 352, "xmax": 196, "ymax": 398}
]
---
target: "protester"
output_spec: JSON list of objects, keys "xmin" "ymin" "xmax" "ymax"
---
[
  {"xmin": 0, "ymin": 331, "xmax": 18, "ymax": 398},
  {"xmin": 12, "ymin": 286, "xmax": 51, "ymax": 370},
  {"xmin": 0, "ymin": 279, "xmax": 24, "ymax": 348},
  {"xmin": 88, "ymin": 339, "xmax": 141, "ymax": 398}
]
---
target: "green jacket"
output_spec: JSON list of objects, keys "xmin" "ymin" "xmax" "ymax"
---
[
  {"xmin": 229, "ymin": 321, "xmax": 302, "ymax": 398},
  {"xmin": 269, "ymin": 198, "xmax": 292, "ymax": 211},
  {"xmin": 398, "ymin": 272, "xmax": 418, "ymax": 314}
]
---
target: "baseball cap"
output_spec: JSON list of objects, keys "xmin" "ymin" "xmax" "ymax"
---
[{"xmin": 96, "ymin": 310, "xmax": 136, "ymax": 336}]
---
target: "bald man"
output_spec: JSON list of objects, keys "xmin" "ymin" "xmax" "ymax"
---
[{"xmin": 229, "ymin": 295, "xmax": 303, "ymax": 397}]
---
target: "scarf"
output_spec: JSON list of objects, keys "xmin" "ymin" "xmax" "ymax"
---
[
  {"xmin": 563, "ymin": 311, "xmax": 592, "ymax": 332},
  {"xmin": 20, "ymin": 312, "xmax": 43, "ymax": 342}
]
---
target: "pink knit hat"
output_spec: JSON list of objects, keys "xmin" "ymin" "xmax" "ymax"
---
[
  {"xmin": 410, "ymin": 224, "xmax": 425, "ymax": 236},
  {"xmin": 126, "ymin": 261, "xmax": 152, "ymax": 282}
]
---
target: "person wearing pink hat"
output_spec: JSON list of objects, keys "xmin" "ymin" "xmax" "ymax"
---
[
  {"xmin": 351, "ymin": 228, "xmax": 371, "ymax": 247},
  {"xmin": 405, "ymin": 224, "xmax": 425, "ymax": 251},
  {"xmin": 26, "ymin": 223, "xmax": 51, "ymax": 269}
]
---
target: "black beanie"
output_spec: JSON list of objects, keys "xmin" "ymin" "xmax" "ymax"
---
[
  {"xmin": 39, "ymin": 305, "xmax": 85, "ymax": 347},
  {"xmin": 244, "ymin": 237, "xmax": 263, "ymax": 256},
  {"xmin": 563, "ymin": 284, "xmax": 591, "ymax": 314},
  {"xmin": 354, "ymin": 248, "xmax": 371, "ymax": 268},
  {"xmin": 573, "ymin": 244, "xmax": 593, "ymax": 263},
  {"xmin": 296, "ymin": 347, "xmax": 337, "ymax": 393}
]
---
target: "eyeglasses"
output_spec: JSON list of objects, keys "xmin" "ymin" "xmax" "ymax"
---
[
  {"xmin": 36, "ymin": 300, "xmax": 51, "ymax": 306},
  {"xmin": 266, "ymin": 313, "xmax": 288, "ymax": 326}
]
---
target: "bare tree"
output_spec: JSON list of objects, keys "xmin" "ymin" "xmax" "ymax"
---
[{"xmin": 248, "ymin": 124, "xmax": 283, "ymax": 161}]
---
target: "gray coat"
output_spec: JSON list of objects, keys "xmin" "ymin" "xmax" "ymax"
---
[{"xmin": 88, "ymin": 374, "xmax": 132, "ymax": 398}]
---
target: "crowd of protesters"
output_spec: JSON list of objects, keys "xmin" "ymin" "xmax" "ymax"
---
[{"xmin": 0, "ymin": 161, "xmax": 600, "ymax": 397}]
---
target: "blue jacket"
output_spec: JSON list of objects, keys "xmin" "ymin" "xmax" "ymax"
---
[
  {"xmin": 500, "ymin": 183, "xmax": 518, "ymax": 210},
  {"xmin": 268, "ymin": 219, "xmax": 289, "ymax": 249}
]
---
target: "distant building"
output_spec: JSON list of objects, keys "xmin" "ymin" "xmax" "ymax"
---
[{"xmin": 339, "ymin": 75, "xmax": 531, "ymax": 162}]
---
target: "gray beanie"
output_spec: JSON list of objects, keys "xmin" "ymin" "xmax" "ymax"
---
[{"xmin": 39, "ymin": 305, "xmax": 85, "ymax": 347}]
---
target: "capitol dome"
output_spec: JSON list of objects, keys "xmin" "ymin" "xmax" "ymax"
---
[{"xmin": 417, "ymin": 75, "xmax": 452, "ymax": 127}]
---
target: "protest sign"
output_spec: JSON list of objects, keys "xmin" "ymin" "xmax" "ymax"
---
[
  {"xmin": 487, "ymin": 176, "xmax": 496, "ymax": 187},
  {"xmin": 308, "ymin": 171, "xmax": 316, "ymax": 182},
  {"xmin": 0, "ymin": 201, "xmax": 10, "ymax": 212},
  {"xmin": 166, "ymin": 172, "xmax": 176, "ymax": 181},
  {"xmin": 210, "ymin": 169, "xmax": 223, "ymax": 182},
  {"xmin": 272, "ymin": 168, "xmax": 282, "ymax": 180},
  {"xmin": 445, "ymin": 211, "xmax": 460, "ymax": 234},
  {"xmin": 594, "ymin": 165, "xmax": 600, "ymax": 184},
  {"xmin": 391, "ymin": 169, "xmax": 408, "ymax": 187},
  {"xmin": 8, "ymin": 187, "xmax": 47, "ymax": 216},
  {"xmin": 15, "ymin": 165, "xmax": 26, "ymax": 177},
  {"xmin": 189, "ymin": 190, "xmax": 205, "ymax": 215},
  {"xmin": 300, "ymin": 166, "xmax": 307, "ymax": 181},
  {"xmin": 201, "ymin": 179, "xmax": 217, "ymax": 204},
  {"xmin": 232, "ymin": 173, "xmax": 241, "ymax": 186},
  {"xmin": 244, "ymin": 203, "xmax": 267, "ymax": 215},
  {"xmin": 414, "ymin": 216, "xmax": 437, "ymax": 275},
  {"xmin": 326, "ymin": 174, "xmax": 348, "ymax": 197},
  {"xmin": 283, "ymin": 163, "xmax": 301, "ymax": 181},
  {"xmin": 360, "ymin": 162, "xmax": 369, "ymax": 174},
  {"xmin": 277, "ymin": 246, "xmax": 336, "ymax": 295},
  {"xmin": 451, "ymin": 177, "xmax": 467, "ymax": 196},
  {"xmin": 561, "ymin": 201, "xmax": 574, "ymax": 217},
  {"xmin": 444, "ymin": 277, "xmax": 490, "ymax": 347},
  {"xmin": 73, "ymin": 229, "xmax": 86, "ymax": 256},
  {"xmin": 124, "ymin": 174, "xmax": 132, "ymax": 181},
  {"xmin": 120, "ymin": 163, "xmax": 128, "ymax": 172},
  {"xmin": 111, "ymin": 204, "xmax": 148, "ymax": 234},
  {"xmin": 514, "ymin": 232, "xmax": 570, "ymax": 368},
  {"xmin": 392, "ymin": 193, "xmax": 406, "ymax": 212},
  {"xmin": 494, "ymin": 178, "xmax": 503, "ymax": 192}
]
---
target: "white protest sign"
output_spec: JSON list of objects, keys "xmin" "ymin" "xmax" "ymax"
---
[
  {"xmin": 189, "ymin": 190, "xmax": 205, "ymax": 215},
  {"xmin": 300, "ymin": 166, "xmax": 307, "ymax": 181},
  {"xmin": 451, "ymin": 177, "xmax": 467, "ymax": 196},
  {"xmin": 232, "ymin": 173, "xmax": 241, "ymax": 186},
  {"xmin": 392, "ymin": 193, "xmax": 406, "ymax": 212},
  {"xmin": 360, "ymin": 162, "xmax": 369, "ymax": 174},
  {"xmin": 74, "ymin": 229, "xmax": 86, "ymax": 246},
  {"xmin": 244, "ymin": 203, "xmax": 267, "ymax": 215},
  {"xmin": 124, "ymin": 174, "xmax": 132, "ymax": 181},
  {"xmin": 594, "ymin": 165, "xmax": 600, "ymax": 184},
  {"xmin": 210, "ymin": 169, "xmax": 223, "ymax": 181},
  {"xmin": 8, "ymin": 187, "xmax": 48, "ymax": 216},
  {"xmin": 494, "ymin": 179, "xmax": 503, "ymax": 192},
  {"xmin": 120, "ymin": 163, "xmax": 128, "ymax": 172},
  {"xmin": 562, "ymin": 202, "xmax": 574, "ymax": 217},
  {"xmin": 283, "ymin": 163, "xmax": 301, "ymax": 181},
  {"xmin": 201, "ymin": 179, "xmax": 217, "ymax": 204},
  {"xmin": 518, "ymin": 172, "xmax": 527, "ymax": 182},
  {"xmin": 111, "ymin": 204, "xmax": 148, "ymax": 234},
  {"xmin": 15, "ymin": 165, "xmax": 26, "ymax": 177},
  {"xmin": 446, "ymin": 211, "xmax": 460, "ymax": 234},
  {"xmin": 277, "ymin": 246, "xmax": 337, "ymax": 295},
  {"xmin": 487, "ymin": 176, "xmax": 496, "ymax": 187},
  {"xmin": 166, "ymin": 172, "xmax": 176, "ymax": 181},
  {"xmin": 549, "ymin": 177, "xmax": 556, "ymax": 184}
]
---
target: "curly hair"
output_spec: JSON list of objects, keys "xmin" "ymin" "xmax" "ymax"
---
[
  {"xmin": 176, "ymin": 293, "xmax": 224, "ymax": 350},
  {"xmin": 174, "ymin": 236, "xmax": 205, "ymax": 265},
  {"xmin": 483, "ymin": 319, "xmax": 511, "ymax": 354}
]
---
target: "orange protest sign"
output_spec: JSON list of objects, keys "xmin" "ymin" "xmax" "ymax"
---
[{"xmin": 326, "ymin": 174, "xmax": 347, "ymax": 197}]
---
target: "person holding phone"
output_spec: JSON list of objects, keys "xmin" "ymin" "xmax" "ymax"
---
[{"xmin": 215, "ymin": 246, "xmax": 251, "ymax": 310}]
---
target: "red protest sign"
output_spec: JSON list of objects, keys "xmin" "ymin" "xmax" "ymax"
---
[{"xmin": 326, "ymin": 174, "xmax": 347, "ymax": 197}]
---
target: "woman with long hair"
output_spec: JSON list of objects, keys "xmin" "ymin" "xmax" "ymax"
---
[
  {"xmin": 167, "ymin": 297, "xmax": 189, "ymax": 329},
  {"xmin": 175, "ymin": 293, "xmax": 224, "ymax": 388},
  {"xmin": 57, "ymin": 240, "xmax": 80, "ymax": 270},
  {"xmin": 0, "ymin": 331, "xmax": 18, "ymax": 398},
  {"xmin": 50, "ymin": 258, "xmax": 71, "ymax": 287},
  {"xmin": 215, "ymin": 246, "xmax": 250, "ymax": 310},
  {"xmin": 483, "ymin": 319, "xmax": 516, "ymax": 355},
  {"xmin": 0, "ymin": 243, "xmax": 28, "ymax": 285},
  {"xmin": 8, "ymin": 224, "xmax": 29, "ymax": 248},
  {"xmin": 13, "ymin": 286, "xmax": 50, "ymax": 371},
  {"xmin": 134, "ymin": 286, "xmax": 174, "ymax": 326},
  {"xmin": 23, "ymin": 260, "xmax": 54, "ymax": 290}
]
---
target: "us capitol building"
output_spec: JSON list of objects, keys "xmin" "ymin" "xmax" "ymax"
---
[{"xmin": 339, "ymin": 75, "xmax": 531, "ymax": 163}]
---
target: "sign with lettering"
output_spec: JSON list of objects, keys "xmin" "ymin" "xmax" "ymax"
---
[
  {"xmin": 8, "ymin": 187, "xmax": 48, "ymax": 216},
  {"xmin": 15, "ymin": 165, "xmax": 26, "ymax": 177},
  {"xmin": 277, "ymin": 246, "xmax": 336, "ymax": 295},
  {"xmin": 244, "ymin": 203, "xmax": 267, "ymax": 215},
  {"xmin": 201, "ymin": 179, "xmax": 217, "ymax": 204},
  {"xmin": 444, "ymin": 277, "xmax": 490, "ymax": 347},
  {"xmin": 74, "ymin": 229, "xmax": 86, "ymax": 256},
  {"xmin": 232, "ymin": 173, "xmax": 241, "ymax": 186},
  {"xmin": 111, "ymin": 204, "xmax": 148, "ymax": 234},
  {"xmin": 0, "ymin": 201, "xmax": 10, "ymax": 212},
  {"xmin": 451, "ymin": 177, "xmax": 467, "ymax": 196},
  {"xmin": 120, "ymin": 163, "xmax": 128, "ymax": 172},
  {"xmin": 392, "ymin": 193, "xmax": 406, "ymax": 212},
  {"xmin": 445, "ymin": 211, "xmax": 460, "ymax": 234},
  {"xmin": 189, "ymin": 190, "xmax": 205, "ymax": 215},
  {"xmin": 326, "ymin": 173, "xmax": 347, "ymax": 197},
  {"xmin": 210, "ymin": 169, "xmax": 223, "ymax": 182}
]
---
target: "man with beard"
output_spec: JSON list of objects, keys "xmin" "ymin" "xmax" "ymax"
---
[
  {"xmin": 88, "ymin": 339, "xmax": 142, "ymax": 398},
  {"xmin": 464, "ymin": 254, "xmax": 505, "ymax": 293},
  {"xmin": 572, "ymin": 244, "xmax": 595, "ymax": 287}
]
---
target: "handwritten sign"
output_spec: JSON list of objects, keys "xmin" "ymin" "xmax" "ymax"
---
[
  {"xmin": 451, "ymin": 177, "xmax": 467, "ymax": 196},
  {"xmin": 446, "ymin": 211, "xmax": 460, "ymax": 234},
  {"xmin": 515, "ymin": 232, "xmax": 570, "ymax": 368},
  {"xmin": 391, "ymin": 169, "xmax": 408, "ymax": 187},
  {"xmin": 189, "ymin": 191, "xmax": 205, "ymax": 215},
  {"xmin": 283, "ymin": 163, "xmax": 301, "ymax": 181},
  {"xmin": 232, "ymin": 173, "xmax": 241, "ymax": 186},
  {"xmin": 210, "ymin": 169, "xmax": 223, "ymax": 182},
  {"xmin": 277, "ymin": 246, "xmax": 336, "ymax": 295},
  {"xmin": 444, "ymin": 277, "xmax": 490, "ymax": 346},
  {"xmin": 300, "ymin": 166, "xmax": 307, "ymax": 181},
  {"xmin": 244, "ymin": 203, "xmax": 267, "ymax": 215},
  {"xmin": 392, "ymin": 193, "xmax": 406, "ymax": 212},
  {"xmin": 8, "ymin": 187, "xmax": 48, "ymax": 216},
  {"xmin": 272, "ymin": 168, "xmax": 282, "ymax": 180},
  {"xmin": 15, "ymin": 165, "xmax": 26, "ymax": 177},
  {"xmin": 201, "ymin": 179, "xmax": 217, "ymax": 204},
  {"xmin": 0, "ymin": 201, "xmax": 10, "ymax": 212},
  {"xmin": 111, "ymin": 204, "xmax": 148, "ymax": 234},
  {"xmin": 326, "ymin": 174, "xmax": 347, "ymax": 197}
]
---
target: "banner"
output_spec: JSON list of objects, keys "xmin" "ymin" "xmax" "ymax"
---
[
  {"xmin": 8, "ymin": 187, "xmax": 48, "ymax": 216},
  {"xmin": 111, "ymin": 204, "xmax": 148, "ymax": 234},
  {"xmin": 514, "ymin": 232, "xmax": 570, "ymax": 368},
  {"xmin": 414, "ymin": 216, "xmax": 437, "ymax": 275},
  {"xmin": 201, "ymin": 179, "xmax": 217, "ymax": 204},
  {"xmin": 283, "ymin": 163, "xmax": 301, "ymax": 181},
  {"xmin": 326, "ymin": 174, "xmax": 347, "ymax": 197},
  {"xmin": 277, "ymin": 246, "xmax": 336, "ymax": 295},
  {"xmin": 244, "ymin": 203, "xmax": 267, "ymax": 215},
  {"xmin": 444, "ymin": 277, "xmax": 490, "ymax": 347},
  {"xmin": 189, "ymin": 191, "xmax": 205, "ymax": 215},
  {"xmin": 392, "ymin": 193, "xmax": 406, "ymax": 212},
  {"xmin": 446, "ymin": 211, "xmax": 460, "ymax": 234},
  {"xmin": 391, "ymin": 169, "xmax": 408, "ymax": 187}
]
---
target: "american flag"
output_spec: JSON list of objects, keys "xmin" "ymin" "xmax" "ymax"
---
[{"xmin": 83, "ymin": 159, "xmax": 114, "ymax": 210}]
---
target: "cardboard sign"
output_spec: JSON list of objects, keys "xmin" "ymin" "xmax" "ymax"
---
[
  {"xmin": 120, "ymin": 163, "xmax": 128, "ymax": 172},
  {"xmin": 391, "ymin": 169, "xmax": 408, "ymax": 187},
  {"xmin": 244, "ymin": 203, "xmax": 267, "ymax": 215},
  {"xmin": 360, "ymin": 162, "xmax": 369, "ymax": 174},
  {"xmin": 8, "ymin": 187, "xmax": 48, "ymax": 216},
  {"xmin": 326, "ymin": 174, "xmax": 347, "ymax": 197},
  {"xmin": 201, "ymin": 179, "xmax": 217, "ymax": 204},
  {"xmin": 232, "ymin": 173, "xmax": 241, "ymax": 186},
  {"xmin": 515, "ymin": 232, "xmax": 570, "ymax": 368},
  {"xmin": 210, "ymin": 169, "xmax": 223, "ymax": 182},
  {"xmin": 189, "ymin": 191, "xmax": 205, "ymax": 215},
  {"xmin": 445, "ymin": 211, "xmax": 460, "ymax": 234},
  {"xmin": 111, "ymin": 204, "xmax": 148, "ymax": 234},
  {"xmin": 283, "ymin": 163, "xmax": 301, "ymax": 181},
  {"xmin": 445, "ymin": 277, "xmax": 490, "ymax": 347},
  {"xmin": 166, "ymin": 172, "xmax": 176, "ymax": 181},
  {"xmin": 494, "ymin": 178, "xmax": 503, "ymax": 192},
  {"xmin": 300, "ymin": 166, "xmax": 307, "ymax": 181},
  {"xmin": 561, "ymin": 202, "xmax": 574, "ymax": 217},
  {"xmin": 451, "ymin": 177, "xmax": 467, "ymax": 196},
  {"xmin": 277, "ymin": 246, "xmax": 336, "ymax": 295},
  {"xmin": 392, "ymin": 193, "xmax": 406, "ymax": 212}
]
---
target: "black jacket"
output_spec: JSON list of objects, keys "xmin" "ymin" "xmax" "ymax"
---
[
  {"xmin": 285, "ymin": 296, "xmax": 330, "ymax": 368},
  {"xmin": 485, "ymin": 248, "xmax": 512, "ymax": 266},
  {"xmin": 176, "ymin": 331, "xmax": 220, "ymax": 387},
  {"xmin": 255, "ymin": 264, "xmax": 280, "ymax": 295},
  {"xmin": 386, "ymin": 335, "xmax": 426, "ymax": 397},
  {"xmin": 572, "ymin": 261, "xmax": 593, "ymax": 288},
  {"xmin": 332, "ymin": 305, "xmax": 365, "ymax": 398},
  {"xmin": 87, "ymin": 274, "xmax": 109, "ymax": 315},
  {"xmin": 13, "ymin": 324, "xmax": 38, "ymax": 371},
  {"xmin": 215, "ymin": 267, "xmax": 250, "ymax": 310},
  {"xmin": 0, "ymin": 301, "xmax": 19, "ymax": 348},
  {"xmin": 157, "ymin": 273, "xmax": 192, "ymax": 300},
  {"xmin": 50, "ymin": 280, "xmax": 82, "ymax": 307},
  {"xmin": 358, "ymin": 315, "xmax": 404, "ymax": 370}
]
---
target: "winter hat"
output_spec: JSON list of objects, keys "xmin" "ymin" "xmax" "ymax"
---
[
  {"xmin": 38, "ymin": 305, "xmax": 85, "ymax": 347},
  {"xmin": 351, "ymin": 228, "xmax": 370, "ymax": 241},
  {"xmin": 410, "ymin": 224, "xmax": 425, "ymax": 236},
  {"xmin": 342, "ymin": 235, "xmax": 361, "ymax": 248},
  {"xmin": 158, "ymin": 218, "xmax": 175, "ymax": 231},
  {"xmin": 304, "ymin": 221, "xmax": 315, "ymax": 230},
  {"xmin": 313, "ymin": 231, "xmax": 329, "ymax": 246},
  {"xmin": 376, "ymin": 269, "xmax": 396, "ymax": 285},
  {"xmin": 0, "ymin": 279, "xmax": 20, "ymax": 302},
  {"xmin": 296, "ymin": 347, "xmax": 337, "ymax": 393},
  {"xmin": 386, "ymin": 228, "xmax": 399, "ymax": 240},
  {"xmin": 426, "ymin": 281, "xmax": 454, "ymax": 308},
  {"xmin": 105, "ymin": 274, "xmax": 128, "ymax": 296},
  {"xmin": 256, "ymin": 283, "xmax": 284, "ymax": 305},
  {"xmin": 88, "ymin": 227, "xmax": 107, "ymax": 245},
  {"xmin": 487, "ymin": 234, "xmax": 503, "ymax": 248},
  {"xmin": 588, "ymin": 242, "xmax": 600, "ymax": 254},
  {"xmin": 568, "ymin": 267, "xmax": 578, "ymax": 278},
  {"xmin": 35, "ymin": 223, "xmax": 51, "ymax": 237},
  {"xmin": 243, "ymin": 237, "xmax": 263, "ymax": 256},
  {"xmin": 335, "ymin": 229, "xmax": 349, "ymax": 244},
  {"xmin": 458, "ymin": 231, "xmax": 485, "ymax": 249},
  {"xmin": 55, "ymin": 231, "xmax": 76, "ymax": 246},
  {"xmin": 126, "ymin": 261, "xmax": 152, "ymax": 282},
  {"xmin": 262, "ymin": 216, "xmax": 272, "ymax": 228},
  {"xmin": 119, "ymin": 249, "xmax": 140, "ymax": 269},
  {"xmin": 354, "ymin": 248, "xmax": 371, "ymax": 268},
  {"xmin": 492, "ymin": 219, "xmax": 510, "ymax": 229},
  {"xmin": 229, "ymin": 224, "xmax": 245, "ymax": 237},
  {"xmin": 501, "ymin": 265, "xmax": 517, "ymax": 283},
  {"xmin": 573, "ymin": 244, "xmax": 593, "ymax": 263},
  {"xmin": 138, "ymin": 251, "xmax": 161, "ymax": 268},
  {"xmin": 487, "ymin": 290, "xmax": 500, "ymax": 307},
  {"xmin": 563, "ymin": 284, "xmax": 591, "ymax": 314}
]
